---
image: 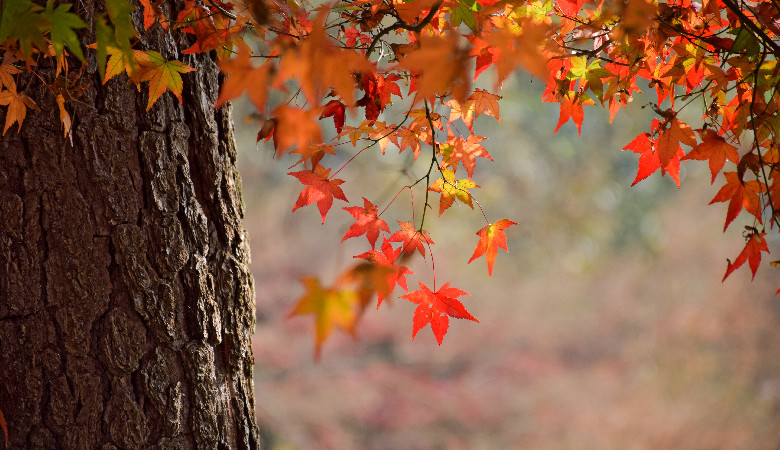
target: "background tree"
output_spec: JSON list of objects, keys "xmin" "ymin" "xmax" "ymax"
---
[{"xmin": 0, "ymin": 0, "xmax": 258, "ymax": 447}]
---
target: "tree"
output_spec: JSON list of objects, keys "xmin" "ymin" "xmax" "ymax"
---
[
  {"xmin": 0, "ymin": 0, "xmax": 258, "ymax": 447},
  {"xmin": 1, "ymin": 0, "xmax": 780, "ymax": 442}
]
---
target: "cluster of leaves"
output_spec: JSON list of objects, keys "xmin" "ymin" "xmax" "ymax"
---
[{"xmin": 2, "ymin": 0, "xmax": 780, "ymax": 357}]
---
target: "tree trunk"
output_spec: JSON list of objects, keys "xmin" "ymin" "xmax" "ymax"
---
[{"xmin": 0, "ymin": 2, "xmax": 260, "ymax": 448}]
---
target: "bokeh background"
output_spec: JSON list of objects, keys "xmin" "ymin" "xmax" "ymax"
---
[{"xmin": 236, "ymin": 73, "xmax": 780, "ymax": 449}]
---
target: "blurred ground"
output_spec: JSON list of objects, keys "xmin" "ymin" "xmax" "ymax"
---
[{"xmin": 236, "ymin": 74, "xmax": 780, "ymax": 449}]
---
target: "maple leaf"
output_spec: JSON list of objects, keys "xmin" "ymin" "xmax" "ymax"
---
[
  {"xmin": 0, "ymin": 0, "xmax": 46, "ymax": 59},
  {"xmin": 289, "ymin": 164, "xmax": 348, "ymax": 223},
  {"xmin": 428, "ymin": 169, "xmax": 479, "ymax": 216},
  {"xmin": 0, "ymin": 88, "xmax": 38, "ymax": 135},
  {"xmin": 289, "ymin": 143, "xmax": 335, "ymax": 168},
  {"xmin": 398, "ymin": 33, "xmax": 470, "ymax": 104},
  {"xmin": 339, "ymin": 261, "xmax": 397, "ymax": 309},
  {"xmin": 445, "ymin": 88, "xmax": 502, "ymax": 131},
  {"xmin": 622, "ymin": 130, "xmax": 682, "ymax": 187},
  {"xmin": 656, "ymin": 118, "xmax": 696, "ymax": 171},
  {"xmin": 272, "ymin": 105, "xmax": 323, "ymax": 156},
  {"xmin": 177, "ymin": 1, "xmax": 246, "ymax": 57},
  {"xmin": 215, "ymin": 41, "xmax": 271, "ymax": 111},
  {"xmin": 41, "ymin": 1, "xmax": 87, "ymax": 61},
  {"xmin": 723, "ymin": 230, "xmax": 769, "ymax": 281},
  {"xmin": 681, "ymin": 130, "xmax": 739, "ymax": 183},
  {"xmin": 287, "ymin": 277, "xmax": 359, "ymax": 360},
  {"xmin": 355, "ymin": 238, "xmax": 413, "ymax": 307},
  {"xmin": 445, "ymin": 135, "xmax": 493, "ymax": 179},
  {"xmin": 320, "ymin": 99, "xmax": 346, "ymax": 134},
  {"xmin": 553, "ymin": 93, "xmax": 584, "ymax": 136},
  {"xmin": 388, "ymin": 221, "xmax": 434, "ymax": 257},
  {"xmin": 139, "ymin": 0, "xmax": 168, "ymax": 31},
  {"xmin": 342, "ymin": 197, "xmax": 390, "ymax": 248},
  {"xmin": 138, "ymin": 51, "xmax": 195, "ymax": 110},
  {"xmin": 401, "ymin": 282, "xmax": 478, "ymax": 345},
  {"xmin": 275, "ymin": 11, "xmax": 370, "ymax": 105},
  {"xmin": 0, "ymin": 60, "xmax": 20, "ymax": 91},
  {"xmin": 55, "ymin": 93, "xmax": 72, "ymax": 143},
  {"xmin": 710, "ymin": 172, "xmax": 764, "ymax": 231},
  {"xmin": 468, "ymin": 219, "xmax": 517, "ymax": 275}
]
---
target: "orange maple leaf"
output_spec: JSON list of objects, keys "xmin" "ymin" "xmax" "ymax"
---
[
  {"xmin": 139, "ymin": 0, "xmax": 168, "ymax": 31},
  {"xmin": 681, "ymin": 129, "xmax": 739, "ymax": 183},
  {"xmin": 445, "ymin": 135, "xmax": 493, "ymax": 179},
  {"xmin": 287, "ymin": 277, "xmax": 359, "ymax": 360},
  {"xmin": 710, "ymin": 172, "xmax": 764, "ymax": 231},
  {"xmin": 656, "ymin": 117, "xmax": 696, "ymax": 171},
  {"xmin": 342, "ymin": 197, "xmax": 390, "ymax": 248},
  {"xmin": 339, "ymin": 261, "xmax": 397, "ymax": 309},
  {"xmin": 354, "ymin": 238, "xmax": 414, "ymax": 308},
  {"xmin": 272, "ymin": 105, "xmax": 323, "ymax": 155},
  {"xmin": 468, "ymin": 219, "xmax": 517, "ymax": 275},
  {"xmin": 388, "ymin": 221, "xmax": 434, "ymax": 257},
  {"xmin": 723, "ymin": 230, "xmax": 769, "ymax": 281},
  {"xmin": 0, "ymin": 88, "xmax": 38, "ymax": 135},
  {"xmin": 289, "ymin": 143, "xmax": 335, "ymax": 168},
  {"xmin": 398, "ymin": 33, "xmax": 470, "ymax": 104},
  {"xmin": 275, "ymin": 11, "xmax": 370, "ymax": 105},
  {"xmin": 215, "ymin": 42, "xmax": 271, "ymax": 111},
  {"xmin": 289, "ymin": 164, "xmax": 348, "ymax": 223},
  {"xmin": 445, "ymin": 88, "xmax": 502, "ymax": 131},
  {"xmin": 401, "ymin": 282, "xmax": 478, "ymax": 345}
]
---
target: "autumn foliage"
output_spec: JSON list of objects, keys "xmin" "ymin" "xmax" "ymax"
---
[{"xmin": 3, "ymin": 0, "xmax": 780, "ymax": 357}]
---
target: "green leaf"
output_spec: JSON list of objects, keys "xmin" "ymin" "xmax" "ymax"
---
[
  {"xmin": 41, "ymin": 1, "xmax": 87, "ymax": 61},
  {"xmin": 95, "ymin": 16, "xmax": 114, "ymax": 81},
  {"xmin": 731, "ymin": 27, "xmax": 760, "ymax": 56},
  {"xmin": 0, "ymin": 0, "xmax": 47, "ymax": 58},
  {"xmin": 450, "ymin": 4, "xmax": 478, "ymax": 32},
  {"xmin": 139, "ymin": 51, "xmax": 195, "ymax": 110},
  {"xmin": 105, "ymin": 0, "xmax": 136, "ymax": 62}
]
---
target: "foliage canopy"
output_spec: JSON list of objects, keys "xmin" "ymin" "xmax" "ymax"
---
[{"xmin": 3, "ymin": 0, "xmax": 780, "ymax": 358}]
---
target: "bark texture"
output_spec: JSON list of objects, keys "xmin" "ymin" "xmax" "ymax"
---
[{"xmin": 0, "ymin": 2, "xmax": 259, "ymax": 448}]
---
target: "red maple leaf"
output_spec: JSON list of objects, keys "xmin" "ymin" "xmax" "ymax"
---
[
  {"xmin": 710, "ymin": 172, "xmax": 764, "ymax": 231},
  {"xmin": 289, "ymin": 164, "xmax": 348, "ymax": 223},
  {"xmin": 139, "ymin": 0, "xmax": 168, "ymax": 31},
  {"xmin": 401, "ymin": 282, "xmax": 478, "ymax": 345},
  {"xmin": 354, "ymin": 238, "xmax": 414, "ymax": 307},
  {"xmin": 342, "ymin": 197, "xmax": 390, "ymax": 249},
  {"xmin": 723, "ymin": 229, "xmax": 769, "ymax": 281},
  {"xmin": 622, "ymin": 129, "xmax": 682, "ymax": 186},
  {"xmin": 468, "ymin": 219, "xmax": 518, "ymax": 276},
  {"xmin": 554, "ymin": 93, "xmax": 584, "ymax": 136},
  {"xmin": 388, "ymin": 221, "xmax": 434, "ymax": 257},
  {"xmin": 320, "ymin": 99, "xmax": 346, "ymax": 134}
]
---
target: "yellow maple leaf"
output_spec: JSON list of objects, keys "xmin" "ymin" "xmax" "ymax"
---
[{"xmin": 288, "ymin": 277, "xmax": 359, "ymax": 359}]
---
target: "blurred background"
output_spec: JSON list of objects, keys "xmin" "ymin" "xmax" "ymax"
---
[{"xmin": 235, "ymin": 73, "xmax": 780, "ymax": 449}]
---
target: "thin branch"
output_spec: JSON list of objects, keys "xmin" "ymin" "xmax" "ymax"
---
[{"xmin": 366, "ymin": 2, "xmax": 443, "ymax": 58}]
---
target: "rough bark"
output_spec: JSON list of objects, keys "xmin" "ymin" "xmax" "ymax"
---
[{"xmin": 0, "ymin": 2, "xmax": 260, "ymax": 448}]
